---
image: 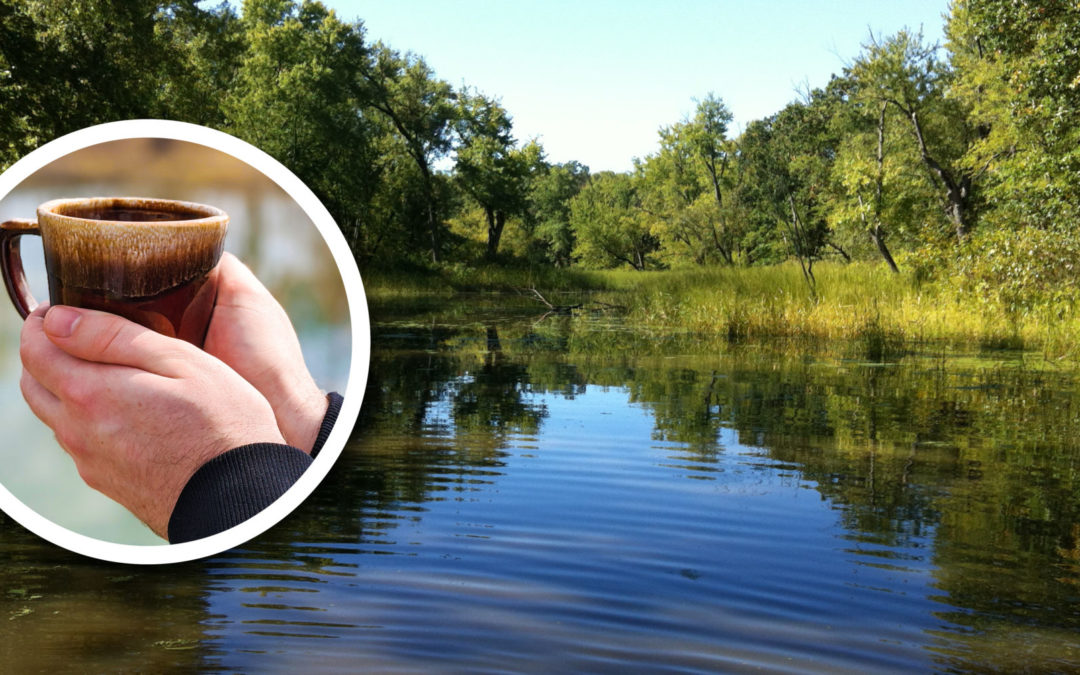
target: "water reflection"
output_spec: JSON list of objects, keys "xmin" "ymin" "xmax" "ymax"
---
[{"xmin": 4, "ymin": 297, "xmax": 1080, "ymax": 671}]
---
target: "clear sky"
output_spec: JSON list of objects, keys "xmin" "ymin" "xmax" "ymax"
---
[{"xmin": 326, "ymin": 1, "xmax": 949, "ymax": 172}]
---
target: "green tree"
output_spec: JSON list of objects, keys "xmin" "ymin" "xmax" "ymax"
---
[
  {"xmin": 849, "ymin": 29, "xmax": 977, "ymax": 243},
  {"xmin": 738, "ymin": 96, "xmax": 834, "ymax": 288},
  {"xmin": 637, "ymin": 94, "xmax": 740, "ymax": 266},
  {"xmin": 225, "ymin": 0, "xmax": 379, "ymax": 257},
  {"xmin": 687, "ymin": 93, "xmax": 739, "ymax": 263},
  {"xmin": 826, "ymin": 75, "xmax": 941, "ymax": 272},
  {"xmin": 453, "ymin": 91, "xmax": 537, "ymax": 260},
  {"xmin": 0, "ymin": 0, "xmax": 238, "ymax": 168},
  {"xmin": 947, "ymin": 0, "xmax": 1080, "ymax": 232},
  {"xmin": 569, "ymin": 172, "xmax": 660, "ymax": 270},
  {"xmin": 528, "ymin": 160, "xmax": 589, "ymax": 266},
  {"xmin": 361, "ymin": 45, "xmax": 457, "ymax": 262}
]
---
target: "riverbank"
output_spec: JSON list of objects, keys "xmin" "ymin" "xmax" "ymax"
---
[{"xmin": 362, "ymin": 261, "xmax": 1080, "ymax": 361}]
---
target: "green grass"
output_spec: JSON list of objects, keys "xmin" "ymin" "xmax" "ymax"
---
[
  {"xmin": 363, "ymin": 260, "xmax": 1080, "ymax": 360},
  {"xmin": 594, "ymin": 261, "xmax": 1080, "ymax": 357},
  {"xmin": 362, "ymin": 262, "xmax": 610, "ymax": 298}
]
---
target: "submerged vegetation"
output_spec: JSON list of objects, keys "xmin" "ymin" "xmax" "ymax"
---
[{"xmin": 3, "ymin": 1, "xmax": 1080, "ymax": 352}]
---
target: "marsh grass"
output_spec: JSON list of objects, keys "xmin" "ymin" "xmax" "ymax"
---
[
  {"xmin": 364, "ymin": 260, "xmax": 1080, "ymax": 361},
  {"xmin": 363, "ymin": 262, "xmax": 610, "ymax": 298}
]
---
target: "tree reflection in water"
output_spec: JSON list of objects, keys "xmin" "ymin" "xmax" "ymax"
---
[{"xmin": 3, "ymin": 297, "xmax": 1080, "ymax": 671}]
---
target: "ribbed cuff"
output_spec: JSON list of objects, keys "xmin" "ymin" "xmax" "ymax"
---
[
  {"xmin": 311, "ymin": 391, "xmax": 344, "ymax": 458},
  {"xmin": 167, "ymin": 443, "xmax": 313, "ymax": 544}
]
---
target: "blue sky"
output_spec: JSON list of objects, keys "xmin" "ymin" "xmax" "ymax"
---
[{"xmin": 326, "ymin": 1, "xmax": 949, "ymax": 172}]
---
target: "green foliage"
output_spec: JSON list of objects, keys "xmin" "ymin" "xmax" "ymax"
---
[
  {"xmin": 634, "ymin": 93, "xmax": 743, "ymax": 266},
  {"xmin": 2, "ymin": 0, "xmax": 1080, "ymax": 339},
  {"xmin": 0, "ymin": 0, "xmax": 239, "ymax": 167},
  {"xmin": 952, "ymin": 226, "xmax": 1080, "ymax": 320},
  {"xmin": 569, "ymin": 172, "xmax": 660, "ymax": 270},
  {"xmin": 948, "ymin": 0, "xmax": 1080, "ymax": 232},
  {"xmin": 847, "ymin": 29, "xmax": 977, "ymax": 241},
  {"xmin": 453, "ymin": 91, "xmax": 540, "ymax": 259},
  {"xmin": 362, "ymin": 45, "xmax": 458, "ymax": 262},
  {"xmin": 528, "ymin": 161, "xmax": 590, "ymax": 266},
  {"xmin": 225, "ymin": 0, "xmax": 379, "ymax": 257}
]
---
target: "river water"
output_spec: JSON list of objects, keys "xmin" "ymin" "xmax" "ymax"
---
[{"xmin": 3, "ymin": 296, "xmax": 1080, "ymax": 672}]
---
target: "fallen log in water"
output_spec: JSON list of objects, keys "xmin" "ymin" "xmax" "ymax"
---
[{"xmin": 515, "ymin": 286, "xmax": 626, "ymax": 315}]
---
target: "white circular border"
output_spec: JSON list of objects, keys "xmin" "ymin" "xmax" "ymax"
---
[{"xmin": 0, "ymin": 120, "xmax": 369, "ymax": 564}]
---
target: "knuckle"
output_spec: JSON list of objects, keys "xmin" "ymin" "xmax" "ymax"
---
[
  {"xmin": 55, "ymin": 428, "xmax": 88, "ymax": 461},
  {"xmin": 74, "ymin": 462, "xmax": 100, "ymax": 492},
  {"xmin": 18, "ymin": 370, "xmax": 33, "ymax": 398},
  {"xmin": 57, "ymin": 376, "xmax": 93, "ymax": 407}
]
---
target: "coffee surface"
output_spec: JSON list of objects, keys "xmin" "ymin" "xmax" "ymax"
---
[{"xmin": 64, "ymin": 206, "xmax": 206, "ymax": 222}]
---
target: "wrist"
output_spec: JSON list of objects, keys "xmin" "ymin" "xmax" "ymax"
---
[{"xmin": 274, "ymin": 378, "xmax": 329, "ymax": 453}]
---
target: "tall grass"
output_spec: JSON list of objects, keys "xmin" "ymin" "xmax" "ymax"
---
[
  {"xmin": 362, "ymin": 262, "xmax": 610, "ymax": 299},
  {"xmin": 593, "ymin": 261, "xmax": 1080, "ymax": 355},
  {"xmin": 363, "ymin": 260, "xmax": 1080, "ymax": 359}
]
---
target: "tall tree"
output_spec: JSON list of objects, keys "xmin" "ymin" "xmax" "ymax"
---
[
  {"xmin": 739, "ymin": 95, "xmax": 835, "ymax": 288},
  {"xmin": 688, "ymin": 93, "xmax": 739, "ymax": 263},
  {"xmin": 638, "ymin": 94, "xmax": 740, "ymax": 266},
  {"xmin": 529, "ymin": 160, "xmax": 589, "ymax": 266},
  {"xmin": 0, "ymin": 0, "xmax": 238, "ymax": 168},
  {"xmin": 453, "ymin": 91, "xmax": 535, "ymax": 260},
  {"xmin": 850, "ymin": 29, "xmax": 978, "ymax": 243},
  {"xmin": 225, "ymin": 0, "xmax": 379, "ymax": 257},
  {"xmin": 360, "ymin": 45, "xmax": 457, "ymax": 263},
  {"xmin": 826, "ymin": 75, "xmax": 940, "ymax": 271}
]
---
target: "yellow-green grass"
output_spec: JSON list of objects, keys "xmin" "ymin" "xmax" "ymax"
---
[
  {"xmin": 363, "ymin": 260, "xmax": 1080, "ymax": 359},
  {"xmin": 362, "ymin": 263, "xmax": 610, "ymax": 298},
  {"xmin": 594, "ymin": 262, "xmax": 1080, "ymax": 357}
]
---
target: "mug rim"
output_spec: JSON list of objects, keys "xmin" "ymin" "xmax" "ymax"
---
[{"xmin": 38, "ymin": 196, "xmax": 227, "ymax": 227}]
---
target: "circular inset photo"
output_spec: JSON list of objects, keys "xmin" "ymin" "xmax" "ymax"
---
[{"xmin": 0, "ymin": 120, "xmax": 368, "ymax": 563}]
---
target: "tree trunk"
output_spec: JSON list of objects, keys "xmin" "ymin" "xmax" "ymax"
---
[
  {"xmin": 418, "ymin": 164, "xmax": 439, "ymax": 263},
  {"xmin": 870, "ymin": 225, "xmax": 900, "ymax": 274},
  {"xmin": 905, "ymin": 109, "xmax": 970, "ymax": 242},
  {"xmin": 485, "ymin": 208, "xmax": 506, "ymax": 259}
]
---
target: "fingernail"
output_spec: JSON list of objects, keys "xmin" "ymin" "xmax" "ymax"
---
[{"xmin": 44, "ymin": 306, "xmax": 81, "ymax": 338}]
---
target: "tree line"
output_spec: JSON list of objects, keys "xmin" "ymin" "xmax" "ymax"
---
[{"xmin": 3, "ymin": 0, "xmax": 1079, "ymax": 308}]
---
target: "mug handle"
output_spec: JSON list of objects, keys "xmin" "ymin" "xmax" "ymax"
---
[{"xmin": 0, "ymin": 219, "xmax": 40, "ymax": 318}]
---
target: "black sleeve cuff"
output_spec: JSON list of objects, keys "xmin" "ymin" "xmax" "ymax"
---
[
  {"xmin": 167, "ymin": 443, "xmax": 312, "ymax": 544},
  {"xmin": 311, "ymin": 391, "xmax": 344, "ymax": 458},
  {"xmin": 167, "ymin": 392, "xmax": 344, "ymax": 544}
]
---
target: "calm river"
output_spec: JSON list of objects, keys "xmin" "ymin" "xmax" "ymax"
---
[{"xmin": 3, "ymin": 296, "xmax": 1080, "ymax": 672}]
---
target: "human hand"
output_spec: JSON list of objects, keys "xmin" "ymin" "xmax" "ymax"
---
[
  {"xmin": 203, "ymin": 253, "xmax": 328, "ymax": 452},
  {"xmin": 19, "ymin": 304, "xmax": 286, "ymax": 539}
]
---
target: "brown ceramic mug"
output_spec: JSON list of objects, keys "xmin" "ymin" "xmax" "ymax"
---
[{"xmin": 0, "ymin": 197, "xmax": 228, "ymax": 347}]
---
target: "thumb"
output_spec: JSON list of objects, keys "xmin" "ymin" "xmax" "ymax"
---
[{"xmin": 42, "ymin": 305, "xmax": 194, "ymax": 376}]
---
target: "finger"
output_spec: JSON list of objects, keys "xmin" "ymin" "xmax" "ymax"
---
[
  {"xmin": 20, "ymin": 311, "xmax": 124, "ymax": 409},
  {"xmin": 41, "ymin": 305, "xmax": 196, "ymax": 377},
  {"xmin": 20, "ymin": 307, "xmax": 77, "ymax": 396},
  {"xmin": 19, "ymin": 368, "xmax": 62, "ymax": 429}
]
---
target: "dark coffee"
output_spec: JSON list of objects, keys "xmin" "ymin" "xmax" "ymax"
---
[{"xmin": 68, "ymin": 207, "xmax": 201, "ymax": 222}]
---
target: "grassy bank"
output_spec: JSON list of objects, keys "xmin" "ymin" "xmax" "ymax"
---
[
  {"xmin": 362, "ymin": 261, "xmax": 610, "ymax": 297},
  {"xmin": 363, "ymin": 261, "xmax": 1080, "ymax": 359}
]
